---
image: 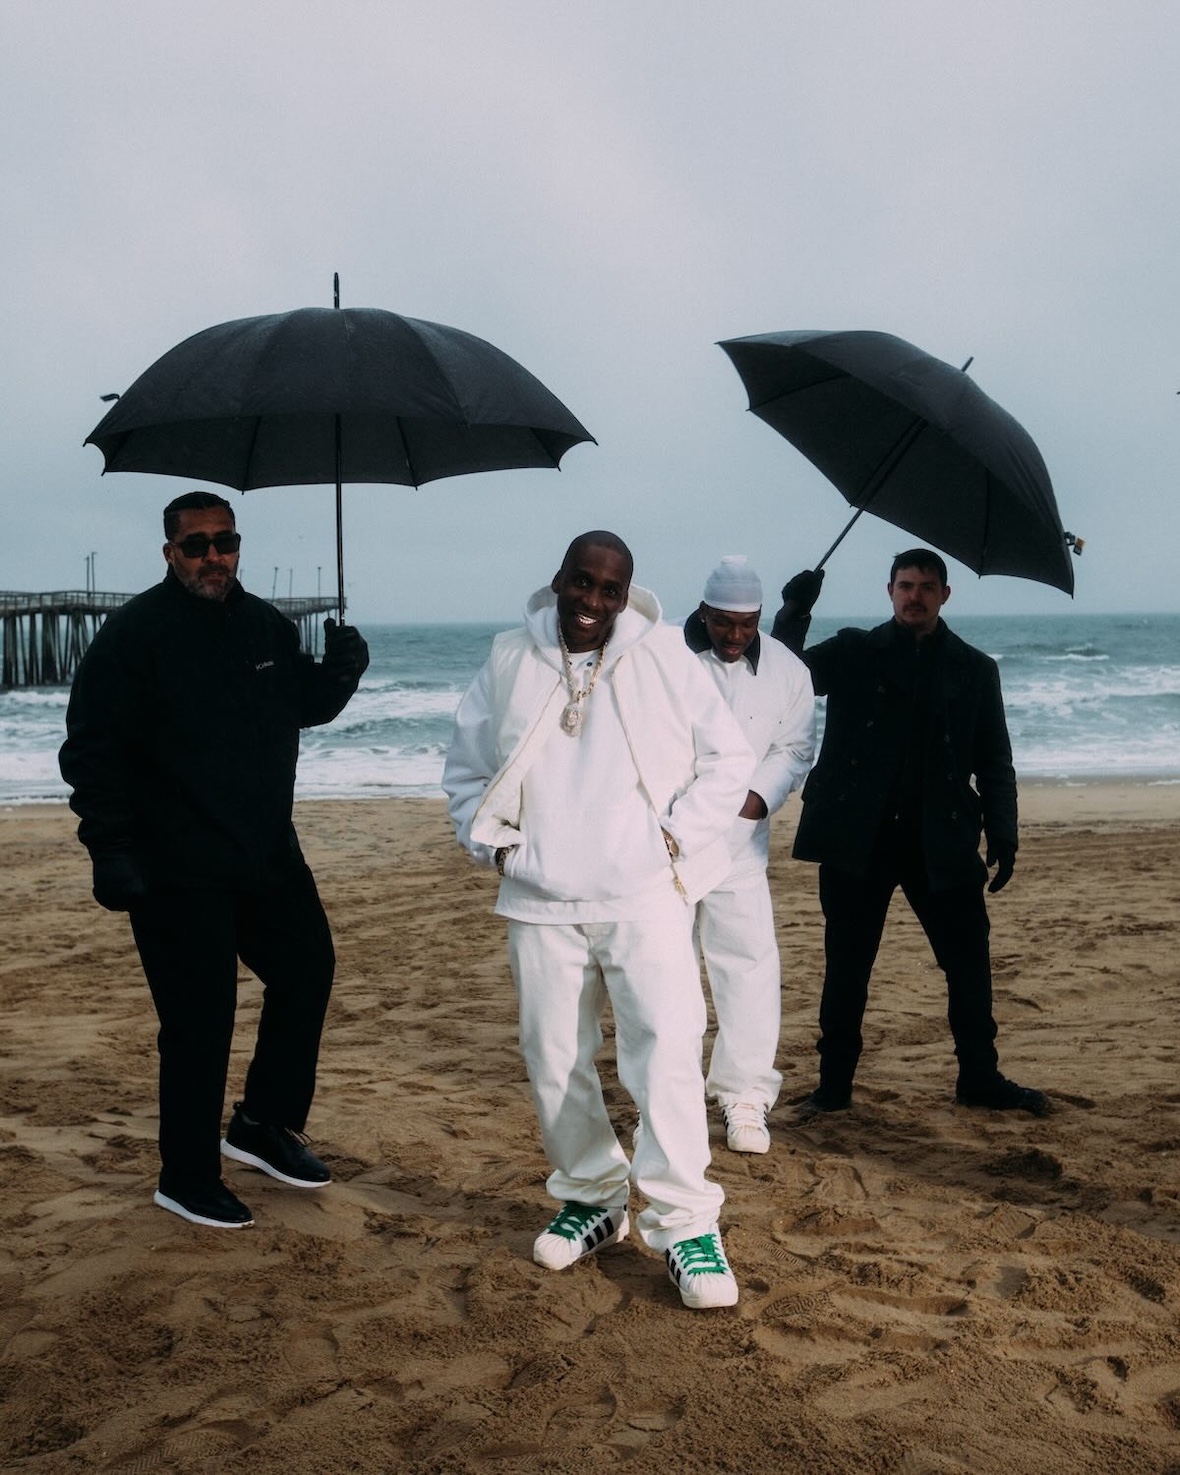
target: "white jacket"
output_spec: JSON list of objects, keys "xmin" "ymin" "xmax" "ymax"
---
[
  {"xmin": 444, "ymin": 583, "xmax": 756, "ymax": 918},
  {"xmin": 696, "ymin": 636, "xmax": 816, "ymax": 881}
]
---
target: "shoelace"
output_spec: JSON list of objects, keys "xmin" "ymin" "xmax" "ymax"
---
[
  {"xmin": 671, "ymin": 1234, "xmax": 729, "ymax": 1276},
  {"xmin": 546, "ymin": 1202, "xmax": 611, "ymax": 1240},
  {"xmin": 724, "ymin": 1103, "xmax": 766, "ymax": 1130}
]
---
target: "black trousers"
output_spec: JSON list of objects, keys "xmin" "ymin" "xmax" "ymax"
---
[
  {"xmin": 815, "ymin": 837, "xmax": 999, "ymax": 1090},
  {"xmin": 129, "ymin": 864, "xmax": 336, "ymax": 1192}
]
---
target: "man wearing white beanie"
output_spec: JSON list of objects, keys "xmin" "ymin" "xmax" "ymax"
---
[{"xmin": 684, "ymin": 556, "xmax": 816, "ymax": 1152}]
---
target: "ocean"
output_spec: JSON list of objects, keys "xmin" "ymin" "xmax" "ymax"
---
[{"xmin": 2, "ymin": 612, "xmax": 1178, "ymax": 806}]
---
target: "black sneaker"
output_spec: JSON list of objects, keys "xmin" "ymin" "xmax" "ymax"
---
[
  {"xmin": 798, "ymin": 1084, "xmax": 853, "ymax": 1117},
  {"xmin": 154, "ymin": 1180, "xmax": 254, "ymax": 1228},
  {"xmin": 220, "ymin": 1103, "xmax": 332, "ymax": 1187},
  {"xmin": 956, "ymin": 1074, "xmax": 1050, "ymax": 1116}
]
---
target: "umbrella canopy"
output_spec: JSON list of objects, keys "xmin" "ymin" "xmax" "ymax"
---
[
  {"xmin": 86, "ymin": 299, "xmax": 595, "ymax": 615},
  {"xmin": 717, "ymin": 328, "xmax": 1075, "ymax": 595}
]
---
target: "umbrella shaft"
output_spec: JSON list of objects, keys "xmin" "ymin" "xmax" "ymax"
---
[
  {"xmin": 816, "ymin": 507, "xmax": 865, "ymax": 570},
  {"xmin": 335, "ymin": 415, "xmax": 345, "ymax": 621},
  {"xmin": 816, "ymin": 414, "xmax": 928, "ymax": 570}
]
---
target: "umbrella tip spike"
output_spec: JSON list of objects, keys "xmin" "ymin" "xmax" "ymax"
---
[{"xmin": 333, "ymin": 272, "xmax": 340, "ymax": 309}]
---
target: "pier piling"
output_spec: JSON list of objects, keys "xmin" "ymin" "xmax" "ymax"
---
[{"xmin": 1, "ymin": 591, "xmax": 338, "ymax": 687}]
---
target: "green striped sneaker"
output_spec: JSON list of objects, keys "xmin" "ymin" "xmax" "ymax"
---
[
  {"xmin": 665, "ymin": 1228, "xmax": 739, "ymax": 1309},
  {"xmin": 533, "ymin": 1201, "xmax": 629, "ymax": 1270}
]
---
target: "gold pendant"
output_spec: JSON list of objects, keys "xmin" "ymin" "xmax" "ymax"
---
[{"xmin": 561, "ymin": 701, "xmax": 583, "ymax": 735}]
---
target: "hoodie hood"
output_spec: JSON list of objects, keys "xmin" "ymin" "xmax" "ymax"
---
[{"xmin": 523, "ymin": 583, "xmax": 662, "ymax": 671}]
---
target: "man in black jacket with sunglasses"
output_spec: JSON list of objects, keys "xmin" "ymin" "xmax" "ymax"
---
[{"xmin": 60, "ymin": 490, "xmax": 370, "ymax": 1228}]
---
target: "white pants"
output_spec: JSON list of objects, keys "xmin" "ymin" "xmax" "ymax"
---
[
  {"xmin": 507, "ymin": 916, "xmax": 724, "ymax": 1251},
  {"xmin": 696, "ymin": 869, "xmax": 783, "ymax": 1109}
]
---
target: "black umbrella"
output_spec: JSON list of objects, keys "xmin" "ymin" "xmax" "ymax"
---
[
  {"xmin": 717, "ymin": 328, "xmax": 1079, "ymax": 595},
  {"xmin": 87, "ymin": 277, "xmax": 595, "ymax": 617}
]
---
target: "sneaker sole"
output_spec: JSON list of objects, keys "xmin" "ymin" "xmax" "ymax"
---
[
  {"xmin": 676, "ymin": 1276, "xmax": 740, "ymax": 1310},
  {"xmin": 220, "ymin": 1139, "xmax": 331, "ymax": 1188},
  {"xmin": 726, "ymin": 1133, "xmax": 771, "ymax": 1154},
  {"xmin": 797, "ymin": 1098, "xmax": 852, "ymax": 1119},
  {"xmin": 955, "ymin": 1094, "xmax": 1050, "ymax": 1116},
  {"xmin": 154, "ymin": 1189, "xmax": 254, "ymax": 1229}
]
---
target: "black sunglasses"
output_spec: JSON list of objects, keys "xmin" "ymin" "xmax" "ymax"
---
[{"xmin": 171, "ymin": 532, "xmax": 241, "ymax": 559}]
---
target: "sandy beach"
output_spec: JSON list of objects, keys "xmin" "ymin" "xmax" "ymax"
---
[{"xmin": 2, "ymin": 785, "xmax": 1179, "ymax": 1473}]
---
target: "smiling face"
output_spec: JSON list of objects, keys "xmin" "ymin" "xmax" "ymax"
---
[
  {"xmin": 551, "ymin": 540, "xmax": 631, "ymax": 652},
  {"xmin": 888, "ymin": 563, "xmax": 950, "ymax": 639}
]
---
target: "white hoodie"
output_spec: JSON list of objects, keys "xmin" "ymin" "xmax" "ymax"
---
[{"xmin": 444, "ymin": 584, "xmax": 755, "ymax": 922}]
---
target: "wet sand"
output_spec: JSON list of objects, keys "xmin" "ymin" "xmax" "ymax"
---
[{"xmin": 2, "ymin": 786, "xmax": 1179, "ymax": 1473}]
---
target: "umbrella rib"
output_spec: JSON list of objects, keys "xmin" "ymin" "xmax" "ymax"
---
[
  {"xmin": 526, "ymin": 427, "xmax": 561, "ymax": 470},
  {"xmin": 390, "ymin": 416, "xmax": 420, "ymax": 486},
  {"xmin": 242, "ymin": 415, "xmax": 264, "ymax": 490},
  {"xmin": 980, "ymin": 471, "xmax": 994, "ymax": 572}
]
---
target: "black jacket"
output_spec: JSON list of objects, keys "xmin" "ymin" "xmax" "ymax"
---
[
  {"xmin": 59, "ymin": 571, "xmax": 360, "ymax": 892},
  {"xmin": 779, "ymin": 617, "xmax": 1017, "ymax": 889}
]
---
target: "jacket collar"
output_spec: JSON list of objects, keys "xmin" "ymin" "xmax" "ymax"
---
[
  {"xmin": 868, "ymin": 617, "xmax": 976, "ymax": 696},
  {"xmin": 869, "ymin": 616, "xmax": 957, "ymax": 654}
]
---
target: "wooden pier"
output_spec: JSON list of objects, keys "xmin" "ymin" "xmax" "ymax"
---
[{"xmin": 0, "ymin": 590, "xmax": 340, "ymax": 688}]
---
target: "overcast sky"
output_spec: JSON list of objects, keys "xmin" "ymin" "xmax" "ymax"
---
[{"xmin": 3, "ymin": 1, "xmax": 1177, "ymax": 624}]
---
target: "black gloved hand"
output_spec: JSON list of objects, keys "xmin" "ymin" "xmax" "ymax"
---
[
  {"xmin": 779, "ymin": 568, "xmax": 825, "ymax": 619},
  {"xmin": 92, "ymin": 851, "xmax": 148, "ymax": 912},
  {"xmin": 322, "ymin": 618, "xmax": 370, "ymax": 686},
  {"xmin": 986, "ymin": 842, "xmax": 1016, "ymax": 894}
]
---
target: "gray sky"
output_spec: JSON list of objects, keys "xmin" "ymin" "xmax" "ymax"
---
[{"xmin": 3, "ymin": 0, "xmax": 1177, "ymax": 624}]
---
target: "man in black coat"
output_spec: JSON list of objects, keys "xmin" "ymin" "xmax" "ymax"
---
[
  {"xmin": 59, "ymin": 490, "xmax": 371, "ymax": 1227},
  {"xmin": 773, "ymin": 548, "xmax": 1046, "ymax": 1117}
]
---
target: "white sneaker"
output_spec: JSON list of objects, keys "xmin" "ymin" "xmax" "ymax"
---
[
  {"xmin": 665, "ymin": 1228, "xmax": 739, "ymax": 1309},
  {"xmin": 722, "ymin": 1101, "xmax": 770, "ymax": 1154},
  {"xmin": 532, "ymin": 1201, "xmax": 629, "ymax": 1270}
]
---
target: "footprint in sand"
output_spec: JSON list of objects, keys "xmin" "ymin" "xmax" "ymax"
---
[
  {"xmin": 543, "ymin": 1384, "xmax": 617, "ymax": 1441},
  {"xmin": 111, "ymin": 1418, "xmax": 261, "ymax": 1472},
  {"xmin": 543, "ymin": 1385, "xmax": 686, "ymax": 1458}
]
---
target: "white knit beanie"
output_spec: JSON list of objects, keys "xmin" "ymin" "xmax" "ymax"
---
[{"xmin": 702, "ymin": 555, "xmax": 762, "ymax": 613}]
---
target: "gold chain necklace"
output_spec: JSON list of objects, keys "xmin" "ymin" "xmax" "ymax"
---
[{"xmin": 558, "ymin": 629, "xmax": 608, "ymax": 736}]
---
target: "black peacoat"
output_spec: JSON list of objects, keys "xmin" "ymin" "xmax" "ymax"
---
[{"xmin": 789, "ymin": 618, "xmax": 1017, "ymax": 890}]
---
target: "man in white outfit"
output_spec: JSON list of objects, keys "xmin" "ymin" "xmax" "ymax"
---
[
  {"xmin": 444, "ymin": 531, "xmax": 755, "ymax": 1310},
  {"xmin": 684, "ymin": 556, "xmax": 816, "ymax": 1154}
]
